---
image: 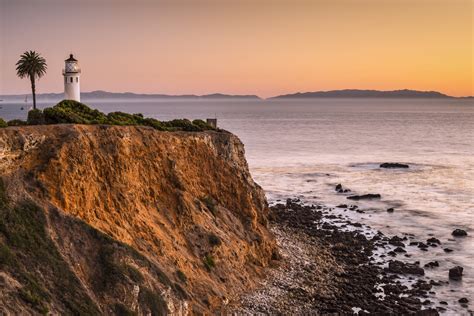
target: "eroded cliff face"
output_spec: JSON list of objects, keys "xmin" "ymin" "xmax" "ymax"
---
[{"xmin": 0, "ymin": 125, "xmax": 276, "ymax": 315}]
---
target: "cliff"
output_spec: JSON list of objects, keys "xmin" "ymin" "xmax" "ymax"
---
[{"xmin": 0, "ymin": 125, "xmax": 276, "ymax": 315}]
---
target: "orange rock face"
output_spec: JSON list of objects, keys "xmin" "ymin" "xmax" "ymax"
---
[{"xmin": 0, "ymin": 125, "xmax": 276, "ymax": 314}]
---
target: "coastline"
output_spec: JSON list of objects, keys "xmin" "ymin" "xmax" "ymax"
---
[{"xmin": 230, "ymin": 199, "xmax": 471, "ymax": 315}]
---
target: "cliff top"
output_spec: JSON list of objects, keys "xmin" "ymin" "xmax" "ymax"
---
[{"xmin": 0, "ymin": 99, "xmax": 219, "ymax": 132}]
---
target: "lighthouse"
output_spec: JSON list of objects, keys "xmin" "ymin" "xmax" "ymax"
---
[{"xmin": 63, "ymin": 54, "xmax": 81, "ymax": 102}]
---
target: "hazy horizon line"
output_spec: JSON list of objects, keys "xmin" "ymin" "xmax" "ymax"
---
[{"xmin": 1, "ymin": 88, "xmax": 473, "ymax": 99}]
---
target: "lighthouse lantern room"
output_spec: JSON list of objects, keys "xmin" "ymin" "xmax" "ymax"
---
[{"xmin": 63, "ymin": 54, "xmax": 81, "ymax": 102}]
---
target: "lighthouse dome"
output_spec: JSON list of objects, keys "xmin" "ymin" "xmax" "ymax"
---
[{"xmin": 65, "ymin": 54, "xmax": 80, "ymax": 73}]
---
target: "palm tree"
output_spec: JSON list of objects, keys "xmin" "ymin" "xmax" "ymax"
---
[{"xmin": 16, "ymin": 51, "xmax": 47, "ymax": 110}]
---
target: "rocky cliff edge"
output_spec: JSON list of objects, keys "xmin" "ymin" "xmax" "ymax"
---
[{"xmin": 0, "ymin": 125, "xmax": 276, "ymax": 315}]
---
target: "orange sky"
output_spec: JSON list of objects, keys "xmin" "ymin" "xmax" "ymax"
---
[{"xmin": 1, "ymin": 0, "xmax": 472, "ymax": 97}]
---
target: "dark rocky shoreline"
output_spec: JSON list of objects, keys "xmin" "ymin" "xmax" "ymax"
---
[{"xmin": 232, "ymin": 199, "xmax": 471, "ymax": 315}]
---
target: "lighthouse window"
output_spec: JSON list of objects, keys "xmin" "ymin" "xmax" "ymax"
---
[
  {"xmin": 76, "ymin": 77, "xmax": 78, "ymax": 83},
  {"xmin": 70, "ymin": 77, "xmax": 73, "ymax": 83}
]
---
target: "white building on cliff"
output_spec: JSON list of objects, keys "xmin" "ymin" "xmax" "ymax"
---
[{"xmin": 63, "ymin": 54, "xmax": 81, "ymax": 102}]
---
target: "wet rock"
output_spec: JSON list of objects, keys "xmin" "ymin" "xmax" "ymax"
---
[
  {"xmin": 439, "ymin": 301, "xmax": 448, "ymax": 305},
  {"xmin": 417, "ymin": 309, "xmax": 439, "ymax": 315},
  {"xmin": 452, "ymin": 229, "xmax": 467, "ymax": 237},
  {"xmin": 347, "ymin": 194, "xmax": 381, "ymax": 201},
  {"xmin": 459, "ymin": 298, "xmax": 469, "ymax": 304},
  {"xmin": 424, "ymin": 261, "xmax": 439, "ymax": 268},
  {"xmin": 443, "ymin": 248, "xmax": 453, "ymax": 253},
  {"xmin": 386, "ymin": 260, "xmax": 424, "ymax": 275},
  {"xmin": 387, "ymin": 208, "xmax": 394, "ymax": 213},
  {"xmin": 380, "ymin": 163, "xmax": 409, "ymax": 169},
  {"xmin": 389, "ymin": 236, "xmax": 405, "ymax": 247},
  {"xmin": 412, "ymin": 280, "xmax": 432, "ymax": 292},
  {"xmin": 417, "ymin": 242, "xmax": 429, "ymax": 250},
  {"xmin": 429, "ymin": 280, "xmax": 445, "ymax": 286},
  {"xmin": 336, "ymin": 204, "xmax": 348, "ymax": 208},
  {"xmin": 394, "ymin": 247, "xmax": 406, "ymax": 253},
  {"xmin": 448, "ymin": 266, "xmax": 463, "ymax": 280},
  {"xmin": 335, "ymin": 184, "xmax": 351, "ymax": 193},
  {"xmin": 427, "ymin": 237, "xmax": 441, "ymax": 245}
]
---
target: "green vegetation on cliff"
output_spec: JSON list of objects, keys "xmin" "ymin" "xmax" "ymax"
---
[
  {"xmin": 1, "ymin": 99, "xmax": 217, "ymax": 132},
  {"xmin": 0, "ymin": 178, "xmax": 179, "ymax": 314}
]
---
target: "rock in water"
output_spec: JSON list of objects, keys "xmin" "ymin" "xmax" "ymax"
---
[
  {"xmin": 452, "ymin": 229, "xmax": 468, "ymax": 237},
  {"xmin": 387, "ymin": 207, "xmax": 394, "ymax": 213},
  {"xmin": 427, "ymin": 237, "xmax": 441, "ymax": 245},
  {"xmin": 380, "ymin": 163, "xmax": 409, "ymax": 169},
  {"xmin": 347, "ymin": 194, "xmax": 381, "ymax": 200},
  {"xmin": 449, "ymin": 266, "xmax": 463, "ymax": 280},
  {"xmin": 424, "ymin": 261, "xmax": 439, "ymax": 268},
  {"xmin": 387, "ymin": 260, "xmax": 425, "ymax": 275}
]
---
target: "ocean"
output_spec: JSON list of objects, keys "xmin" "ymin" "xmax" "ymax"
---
[{"xmin": 1, "ymin": 97, "xmax": 473, "ymax": 312}]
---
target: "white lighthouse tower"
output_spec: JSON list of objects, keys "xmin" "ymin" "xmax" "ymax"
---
[{"xmin": 63, "ymin": 54, "xmax": 81, "ymax": 102}]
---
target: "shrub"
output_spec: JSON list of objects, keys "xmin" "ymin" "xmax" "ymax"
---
[
  {"xmin": 27, "ymin": 109, "xmax": 45, "ymax": 125},
  {"xmin": 203, "ymin": 254, "xmax": 215, "ymax": 271},
  {"xmin": 208, "ymin": 233, "xmax": 221, "ymax": 247},
  {"xmin": 7, "ymin": 119, "xmax": 27, "ymax": 126},
  {"xmin": 201, "ymin": 196, "xmax": 217, "ymax": 215},
  {"xmin": 163, "ymin": 119, "xmax": 202, "ymax": 132},
  {"xmin": 141, "ymin": 117, "xmax": 166, "ymax": 131},
  {"xmin": 18, "ymin": 284, "xmax": 50, "ymax": 314},
  {"xmin": 0, "ymin": 244, "xmax": 13, "ymax": 266},
  {"xmin": 176, "ymin": 270, "xmax": 187, "ymax": 283},
  {"xmin": 192, "ymin": 119, "xmax": 215, "ymax": 130},
  {"xmin": 106, "ymin": 111, "xmax": 144, "ymax": 126},
  {"xmin": 37, "ymin": 99, "xmax": 218, "ymax": 132},
  {"xmin": 0, "ymin": 118, "xmax": 7, "ymax": 128},
  {"xmin": 0, "ymin": 178, "xmax": 7, "ymax": 208},
  {"xmin": 43, "ymin": 100, "xmax": 108, "ymax": 124}
]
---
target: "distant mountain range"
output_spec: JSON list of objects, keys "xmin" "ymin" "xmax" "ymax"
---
[
  {"xmin": 0, "ymin": 90, "xmax": 261, "ymax": 102},
  {"xmin": 270, "ymin": 89, "xmax": 470, "ymax": 99},
  {"xmin": 1, "ymin": 89, "xmax": 471, "ymax": 102}
]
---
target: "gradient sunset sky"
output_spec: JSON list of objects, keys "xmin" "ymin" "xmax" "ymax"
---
[{"xmin": 1, "ymin": 0, "xmax": 472, "ymax": 97}]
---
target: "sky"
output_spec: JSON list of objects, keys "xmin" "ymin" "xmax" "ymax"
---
[{"xmin": 0, "ymin": 0, "xmax": 472, "ymax": 97}]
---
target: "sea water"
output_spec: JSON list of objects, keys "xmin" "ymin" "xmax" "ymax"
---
[{"xmin": 1, "ymin": 98, "xmax": 473, "ymax": 312}]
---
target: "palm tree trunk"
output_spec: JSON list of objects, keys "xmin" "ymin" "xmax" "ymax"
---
[{"xmin": 30, "ymin": 75, "xmax": 36, "ymax": 110}]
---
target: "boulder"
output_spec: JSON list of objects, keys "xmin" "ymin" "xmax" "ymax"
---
[
  {"xmin": 387, "ymin": 208, "xmax": 394, "ymax": 213},
  {"xmin": 380, "ymin": 163, "xmax": 409, "ymax": 169},
  {"xmin": 394, "ymin": 247, "xmax": 406, "ymax": 253},
  {"xmin": 389, "ymin": 236, "xmax": 405, "ymax": 247},
  {"xmin": 387, "ymin": 260, "xmax": 424, "ymax": 275},
  {"xmin": 347, "ymin": 194, "xmax": 381, "ymax": 201},
  {"xmin": 448, "ymin": 266, "xmax": 463, "ymax": 280},
  {"xmin": 459, "ymin": 298, "xmax": 469, "ymax": 304},
  {"xmin": 427, "ymin": 237, "xmax": 441, "ymax": 244},
  {"xmin": 452, "ymin": 229, "xmax": 467, "ymax": 237},
  {"xmin": 424, "ymin": 261, "xmax": 439, "ymax": 268}
]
